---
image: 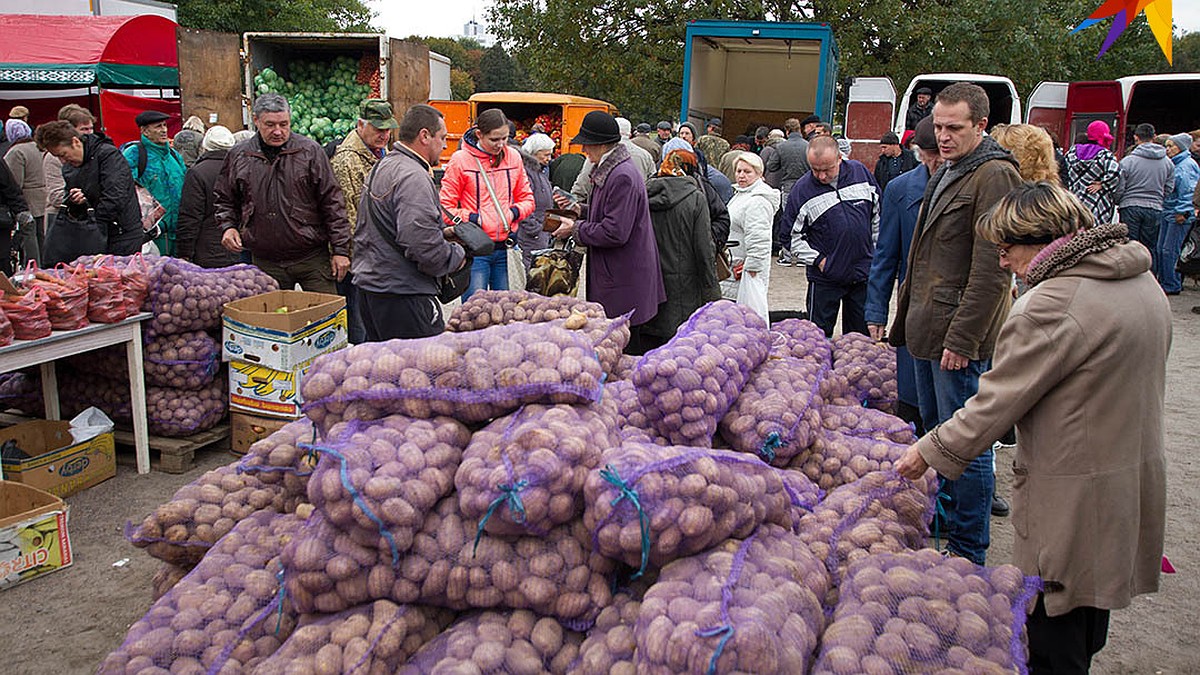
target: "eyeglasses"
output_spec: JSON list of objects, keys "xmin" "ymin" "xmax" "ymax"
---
[{"xmin": 997, "ymin": 243, "xmax": 1012, "ymax": 258}]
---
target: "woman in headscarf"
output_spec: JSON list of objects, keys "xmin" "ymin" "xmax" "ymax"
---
[
  {"xmin": 517, "ymin": 132, "xmax": 554, "ymax": 271},
  {"xmin": 660, "ymin": 137, "xmax": 729, "ymax": 256},
  {"xmin": 439, "ymin": 108, "xmax": 535, "ymax": 301},
  {"xmin": 721, "ymin": 151, "xmax": 780, "ymax": 322},
  {"xmin": 1063, "ymin": 120, "xmax": 1120, "ymax": 225},
  {"xmin": 640, "ymin": 147, "xmax": 720, "ymax": 348},
  {"xmin": 3, "ymin": 119, "xmax": 46, "ymax": 265}
]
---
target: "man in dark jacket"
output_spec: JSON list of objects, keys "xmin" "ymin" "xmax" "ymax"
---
[
  {"xmin": 352, "ymin": 104, "xmax": 466, "ymax": 340},
  {"xmin": 1117, "ymin": 123, "xmax": 1173, "ymax": 266},
  {"xmin": 767, "ymin": 117, "xmax": 811, "ymax": 263},
  {"xmin": 35, "ymin": 121, "xmax": 143, "ymax": 265},
  {"xmin": 176, "ymin": 126, "xmax": 238, "ymax": 268},
  {"xmin": 783, "ymin": 136, "xmax": 880, "ymax": 337},
  {"xmin": 216, "ymin": 93, "xmax": 351, "ymax": 293},
  {"xmin": 889, "ymin": 83, "xmax": 1022, "ymax": 566},
  {"xmin": 873, "ymin": 131, "xmax": 919, "ymax": 193},
  {"xmin": 0, "ymin": 158, "xmax": 31, "ymax": 275},
  {"xmin": 905, "ymin": 86, "xmax": 934, "ymax": 130}
]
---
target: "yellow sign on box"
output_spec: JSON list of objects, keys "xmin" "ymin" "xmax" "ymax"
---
[
  {"xmin": 228, "ymin": 360, "xmax": 310, "ymax": 419},
  {"xmin": 0, "ymin": 482, "xmax": 73, "ymax": 590}
]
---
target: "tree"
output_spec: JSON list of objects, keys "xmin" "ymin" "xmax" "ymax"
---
[
  {"xmin": 176, "ymin": 0, "xmax": 374, "ymax": 33},
  {"xmin": 1173, "ymin": 31, "xmax": 1200, "ymax": 72},
  {"xmin": 477, "ymin": 45, "xmax": 531, "ymax": 92},
  {"xmin": 450, "ymin": 70, "xmax": 477, "ymax": 101}
]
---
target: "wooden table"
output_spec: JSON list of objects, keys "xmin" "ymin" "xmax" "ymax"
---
[{"xmin": 0, "ymin": 313, "xmax": 151, "ymax": 474}]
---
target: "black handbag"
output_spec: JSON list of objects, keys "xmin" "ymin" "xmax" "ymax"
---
[
  {"xmin": 43, "ymin": 207, "xmax": 109, "ymax": 267},
  {"xmin": 1177, "ymin": 221, "xmax": 1200, "ymax": 278},
  {"xmin": 526, "ymin": 239, "xmax": 584, "ymax": 297}
]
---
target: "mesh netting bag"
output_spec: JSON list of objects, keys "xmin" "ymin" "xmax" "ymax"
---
[
  {"xmin": 282, "ymin": 499, "xmax": 616, "ymax": 625},
  {"xmin": 98, "ymin": 511, "xmax": 306, "ymax": 675},
  {"xmin": 812, "ymin": 549, "xmax": 1042, "ymax": 675},
  {"xmin": 583, "ymin": 442, "xmax": 819, "ymax": 577},
  {"xmin": 127, "ymin": 463, "xmax": 306, "ymax": 566},
  {"xmin": 770, "ymin": 317, "xmax": 832, "ymax": 364},
  {"xmin": 718, "ymin": 356, "xmax": 827, "ymax": 466},
  {"xmin": 634, "ymin": 523, "xmax": 829, "ymax": 674},
  {"xmin": 572, "ymin": 592, "xmax": 642, "ymax": 675},
  {"xmin": 456, "ymin": 399, "xmax": 620, "ymax": 538},
  {"xmin": 60, "ymin": 371, "xmax": 228, "ymax": 438},
  {"xmin": 23, "ymin": 261, "xmax": 90, "ymax": 330},
  {"xmin": 305, "ymin": 415, "xmax": 470, "ymax": 554},
  {"xmin": 300, "ymin": 322, "xmax": 606, "ymax": 430},
  {"xmin": 1, "ymin": 285, "xmax": 52, "ymax": 339},
  {"xmin": 236, "ymin": 418, "xmax": 318, "ymax": 502},
  {"xmin": 819, "ymin": 405, "xmax": 917, "ymax": 444},
  {"xmin": 796, "ymin": 471, "xmax": 938, "ymax": 606},
  {"xmin": 151, "ymin": 562, "xmax": 194, "ymax": 601},
  {"xmin": 66, "ymin": 330, "xmax": 221, "ymax": 390},
  {"xmin": 0, "ymin": 369, "xmax": 43, "ymax": 416},
  {"xmin": 0, "ymin": 301, "xmax": 12, "ymax": 346},
  {"xmin": 398, "ymin": 610, "xmax": 585, "ymax": 675},
  {"xmin": 251, "ymin": 600, "xmax": 454, "ymax": 675},
  {"xmin": 445, "ymin": 290, "xmax": 631, "ymax": 375},
  {"xmin": 611, "ymin": 354, "xmax": 636, "ymax": 382},
  {"xmin": 630, "ymin": 302, "xmax": 772, "ymax": 447},
  {"xmin": 144, "ymin": 258, "xmax": 279, "ymax": 338},
  {"xmin": 789, "ymin": 430, "xmax": 912, "ymax": 492},
  {"xmin": 606, "ymin": 380, "xmax": 662, "ymax": 445},
  {"xmin": 831, "ymin": 332, "xmax": 899, "ymax": 413},
  {"xmin": 87, "ymin": 257, "xmax": 135, "ymax": 323}
]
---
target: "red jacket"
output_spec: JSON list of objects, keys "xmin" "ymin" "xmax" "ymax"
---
[{"xmin": 439, "ymin": 135, "xmax": 535, "ymax": 243}]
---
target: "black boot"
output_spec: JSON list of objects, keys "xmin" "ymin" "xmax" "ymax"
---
[{"xmin": 992, "ymin": 494, "xmax": 1011, "ymax": 517}]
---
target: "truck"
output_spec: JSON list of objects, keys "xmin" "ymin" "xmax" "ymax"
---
[
  {"xmin": 430, "ymin": 92, "xmax": 618, "ymax": 165},
  {"xmin": 680, "ymin": 20, "xmax": 839, "ymax": 139},
  {"xmin": 844, "ymin": 73, "xmax": 1022, "ymax": 169},
  {"xmin": 176, "ymin": 30, "xmax": 433, "ymax": 132},
  {"xmin": 1026, "ymin": 74, "xmax": 1200, "ymax": 156}
]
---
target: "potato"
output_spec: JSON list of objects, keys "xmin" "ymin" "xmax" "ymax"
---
[
  {"xmin": 811, "ymin": 550, "xmax": 1040, "ymax": 674},
  {"xmin": 789, "ymin": 429, "xmax": 912, "ymax": 492},
  {"xmin": 0, "ymin": 369, "xmax": 44, "ymax": 417},
  {"xmin": 574, "ymin": 592, "xmax": 645, "ymax": 675},
  {"xmin": 635, "ymin": 524, "xmax": 828, "ymax": 674},
  {"xmin": 718, "ymin": 356, "xmax": 827, "ymax": 465},
  {"xmin": 398, "ymin": 610, "xmax": 584, "ymax": 675},
  {"xmin": 98, "ymin": 512, "xmax": 304, "ymax": 674},
  {"xmin": 59, "ymin": 370, "xmax": 228, "ymax": 438},
  {"xmin": 769, "ymin": 317, "xmax": 833, "ymax": 364},
  {"xmin": 65, "ymin": 330, "xmax": 221, "ymax": 390},
  {"xmin": 457, "ymin": 401, "xmax": 620, "ymax": 536},
  {"xmin": 129, "ymin": 463, "xmax": 305, "ymax": 566},
  {"xmin": 300, "ymin": 322, "xmax": 607, "ymax": 429},
  {"xmin": 830, "ymin": 332, "xmax": 899, "ymax": 414},
  {"xmin": 151, "ymin": 562, "xmax": 194, "ymax": 601},
  {"xmin": 584, "ymin": 443, "xmax": 817, "ymax": 574}
]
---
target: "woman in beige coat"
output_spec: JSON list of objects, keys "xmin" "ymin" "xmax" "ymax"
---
[{"xmin": 898, "ymin": 181, "xmax": 1169, "ymax": 674}]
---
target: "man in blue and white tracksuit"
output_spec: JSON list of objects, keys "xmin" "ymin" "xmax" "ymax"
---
[{"xmin": 781, "ymin": 135, "xmax": 880, "ymax": 336}]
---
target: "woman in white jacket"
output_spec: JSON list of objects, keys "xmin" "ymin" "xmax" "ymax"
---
[{"xmin": 721, "ymin": 152, "xmax": 780, "ymax": 321}]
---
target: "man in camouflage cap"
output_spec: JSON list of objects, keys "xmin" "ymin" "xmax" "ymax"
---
[{"xmin": 332, "ymin": 98, "xmax": 398, "ymax": 343}]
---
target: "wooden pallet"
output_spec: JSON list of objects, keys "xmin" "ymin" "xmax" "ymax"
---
[{"xmin": 0, "ymin": 412, "xmax": 231, "ymax": 474}]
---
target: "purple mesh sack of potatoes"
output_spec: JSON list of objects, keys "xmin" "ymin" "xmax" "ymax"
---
[
  {"xmin": 789, "ymin": 429, "xmax": 912, "ymax": 492},
  {"xmin": 398, "ymin": 610, "xmax": 584, "ymax": 675},
  {"xmin": 819, "ymin": 404, "xmax": 917, "ymax": 443},
  {"xmin": 831, "ymin": 332, "xmax": 899, "ymax": 413},
  {"xmin": 770, "ymin": 317, "xmax": 833, "ymax": 364},
  {"xmin": 718, "ymin": 356, "xmax": 827, "ymax": 466},
  {"xmin": 812, "ymin": 549, "xmax": 1042, "ymax": 675},
  {"xmin": 235, "ymin": 418, "xmax": 318, "ymax": 502},
  {"xmin": 144, "ymin": 259, "xmax": 279, "ymax": 338},
  {"xmin": 572, "ymin": 591, "xmax": 643, "ymax": 675}
]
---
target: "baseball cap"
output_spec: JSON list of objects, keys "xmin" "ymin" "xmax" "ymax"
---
[
  {"xmin": 360, "ymin": 99, "xmax": 398, "ymax": 130},
  {"xmin": 135, "ymin": 110, "xmax": 170, "ymax": 127}
]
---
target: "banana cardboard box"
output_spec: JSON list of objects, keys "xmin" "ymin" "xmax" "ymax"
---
[
  {"xmin": 0, "ymin": 420, "xmax": 116, "ymax": 498},
  {"xmin": 0, "ymin": 481, "xmax": 72, "ymax": 590},
  {"xmin": 222, "ymin": 290, "xmax": 347, "ymax": 372},
  {"xmin": 228, "ymin": 360, "xmax": 310, "ymax": 419}
]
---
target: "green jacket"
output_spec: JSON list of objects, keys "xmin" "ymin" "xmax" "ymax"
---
[{"xmin": 123, "ymin": 135, "xmax": 186, "ymax": 255}]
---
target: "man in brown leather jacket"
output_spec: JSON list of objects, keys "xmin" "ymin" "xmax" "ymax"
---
[{"xmin": 216, "ymin": 93, "xmax": 351, "ymax": 293}]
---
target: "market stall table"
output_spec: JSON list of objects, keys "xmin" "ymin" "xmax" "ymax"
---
[{"xmin": 0, "ymin": 313, "xmax": 151, "ymax": 473}]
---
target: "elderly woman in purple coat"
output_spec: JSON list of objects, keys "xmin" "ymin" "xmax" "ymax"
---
[{"xmin": 551, "ymin": 111, "xmax": 666, "ymax": 355}]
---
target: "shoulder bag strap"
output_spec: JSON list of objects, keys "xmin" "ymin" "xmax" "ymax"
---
[{"xmin": 473, "ymin": 154, "xmax": 512, "ymax": 235}]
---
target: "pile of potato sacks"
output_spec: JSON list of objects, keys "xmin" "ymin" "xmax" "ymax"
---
[{"xmin": 103, "ymin": 291, "xmax": 1039, "ymax": 675}]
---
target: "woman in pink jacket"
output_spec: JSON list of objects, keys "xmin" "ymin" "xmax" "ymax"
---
[{"xmin": 439, "ymin": 108, "xmax": 535, "ymax": 300}]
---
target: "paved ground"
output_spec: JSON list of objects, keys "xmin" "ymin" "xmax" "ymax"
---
[{"xmin": 1, "ymin": 264, "xmax": 1196, "ymax": 673}]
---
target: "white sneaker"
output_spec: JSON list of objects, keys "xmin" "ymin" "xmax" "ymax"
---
[{"xmin": 777, "ymin": 250, "xmax": 794, "ymax": 266}]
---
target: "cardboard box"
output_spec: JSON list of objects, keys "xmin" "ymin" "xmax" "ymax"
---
[
  {"xmin": 0, "ymin": 421, "xmax": 116, "ymax": 498},
  {"xmin": 0, "ymin": 481, "xmax": 72, "ymax": 590},
  {"xmin": 231, "ymin": 412, "xmax": 292, "ymax": 455},
  {"xmin": 228, "ymin": 360, "xmax": 311, "ymax": 419},
  {"xmin": 222, "ymin": 291, "xmax": 347, "ymax": 371}
]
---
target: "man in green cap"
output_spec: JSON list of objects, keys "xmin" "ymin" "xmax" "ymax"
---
[{"xmin": 332, "ymin": 98, "xmax": 397, "ymax": 343}]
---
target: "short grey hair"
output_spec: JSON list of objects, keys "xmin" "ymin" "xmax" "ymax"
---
[
  {"xmin": 252, "ymin": 93, "xmax": 291, "ymax": 117},
  {"xmin": 615, "ymin": 117, "xmax": 632, "ymax": 139},
  {"xmin": 521, "ymin": 132, "xmax": 556, "ymax": 155}
]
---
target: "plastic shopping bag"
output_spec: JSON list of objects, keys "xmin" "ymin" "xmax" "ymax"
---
[{"xmin": 736, "ymin": 272, "xmax": 769, "ymax": 323}]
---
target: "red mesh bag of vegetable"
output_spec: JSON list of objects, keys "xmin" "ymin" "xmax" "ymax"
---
[
  {"xmin": 583, "ymin": 442, "xmax": 820, "ymax": 578},
  {"xmin": 398, "ymin": 610, "xmax": 585, "ymax": 675},
  {"xmin": 304, "ymin": 415, "xmax": 470, "ymax": 554},
  {"xmin": 87, "ymin": 256, "xmax": 132, "ymax": 323},
  {"xmin": 812, "ymin": 549, "xmax": 1042, "ymax": 675},
  {"xmin": 456, "ymin": 399, "xmax": 621, "ymax": 538},
  {"xmin": 1, "ymin": 286, "xmax": 52, "ymax": 339},
  {"xmin": 120, "ymin": 252, "xmax": 151, "ymax": 314},
  {"xmin": 98, "ymin": 510, "xmax": 306, "ymax": 675},
  {"xmin": 24, "ymin": 261, "xmax": 89, "ymax": 330},
  {"xmin": 718, "ymin": 356, "xmax": 827, "ymax": 466},
  {"xmin": 631, "ymin": 301, "xmax": 773, "ymax": 447},
  {"xmin": 0, "ymin": 303, "xmax": 12, "ymax": 346},
  {"xmin": 634, "ymin": 523, "xmax": 830, "ymax": 675},
  {"xmin": 252, "ymin": 600, "xmax": 454, "ymax": 675},
  {"xmin": 300, "ymin": 321, "xmax": 607, "ymax": 431}
]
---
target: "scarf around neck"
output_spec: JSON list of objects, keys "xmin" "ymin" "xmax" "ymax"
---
[{"xmin": 1024, "ymin": 221, "xmax": 1129, "ymax": 288}]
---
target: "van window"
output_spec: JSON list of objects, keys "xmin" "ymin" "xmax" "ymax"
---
[
  {"xmin": 907, "ymin": 80, "xmax": 1016, "ymax": 131},
  {"xmin": 1125, "ymin": 80, "xmax": 1200, "ymax": 150}
]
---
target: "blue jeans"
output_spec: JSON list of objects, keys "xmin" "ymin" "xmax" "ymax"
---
[
  {"xmin": 1156, "ymin": 213, "xmax": 1192, "ymax": 294},
  {"xmin": 912, "ymin": 356, "xmax": 994, "ymax": 565},
  {"xmin": 1120, "ymin": 206, "xmax": 1161, "ymax": 276},
  {"xmin": 462, "ymin": 247, "xmax": 509, "ymax": 302}
]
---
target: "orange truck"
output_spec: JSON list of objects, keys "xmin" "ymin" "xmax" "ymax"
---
[{"xmin": 430, "ymin": 92, "xmax": 618, "ymax": 166}]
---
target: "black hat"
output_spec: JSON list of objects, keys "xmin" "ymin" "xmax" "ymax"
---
[
  {"xmin": 880, "ymin": 131, "xmax": 900, "ymax": 145},
  {"xmin": 635, "ymin": 122, "xmax": 652, "ymax": 133},
  {"xmin": 913, "ymin": 116, "xmax": 937, "ymax": 151},
  {"xmin": 800, "ymin": 114, "xmax": 821, "ymax": 126},
  {"xmin": 135, "ymin": 110, "xmax": 170, "ymax": 127},
  {"xmin": 572, "ymin": 111, "xmax": 621, "ymax": 145},
  {"xmin": 656, "ymin": 121, "xmax": 673, "ymax": 131},
  {"xmin": 707, "ymin": 117, "xmax": 722, "ymax": 127},
  {"xmin": 915, "ymin": 86, "xmax": 933, "ymax": 96}
]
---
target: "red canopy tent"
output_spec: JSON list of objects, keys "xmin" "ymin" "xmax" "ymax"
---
[{"xmin": 0, "ymin": 14, "xmax": 182, "ymax": 144}]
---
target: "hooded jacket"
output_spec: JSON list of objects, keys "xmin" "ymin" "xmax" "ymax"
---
[
  {"xmin": 890, "ymin": 136, "xmax": 1021, "ymax": 361},
  {"xmin": 642, "ymin": 174, "xmax": 720, "ymax": 338},
  {"xmin": 765, "ymin": 132, "xmax": 810, "ymax": 197},
  {"xmin": 517, "ymin": 149, "xmax": 552, "ymax": 269},
  {"xmin": 915, "ymin": 228, "xmax": 1168, "ymax": 618},
  {"xmin": 4, "ymin": 138, "xmax": 46, "ymax": 218},
  {"xmin": 439, "ymin": 128, "xmax": 535, "ymax": 243},
  {"xmin": 1118, "ymin": 142, "xmax": 1174, "ymax": 210},
  {"xmin": 123, "ymin": 134, "xmax": 186, "ymax": 254},
  {"xmin": 61, "ymin": 132, "xmax": 142, "ymax": 251},
  {"xmin": 726, "ymin": 177, "xmax": 779, "ymax": 276},
  {"xmin": 1166, "ymin": 151, "xmax": 1200, "ymax": 216},
  {"xmin": 782, "ymin": 158, "xmax": 880, "ymax": 287},
  {"xmin": 176, "ymin": 149, "xmax": 238, "ymax": 268}
]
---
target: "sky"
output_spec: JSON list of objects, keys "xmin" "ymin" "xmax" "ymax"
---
[{"xmin": 369, "ymin": 0, "xmax": 1200, "ymax": 41}]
